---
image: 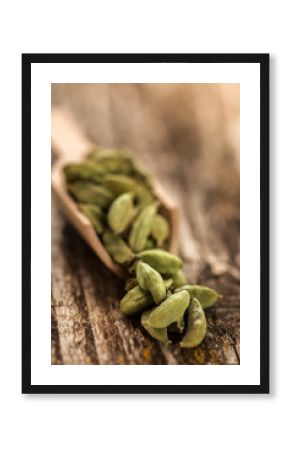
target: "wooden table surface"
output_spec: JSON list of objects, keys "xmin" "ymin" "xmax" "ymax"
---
[{"xmin": 51, "ymin": 83, "xmax": 240, "ymax": 365}]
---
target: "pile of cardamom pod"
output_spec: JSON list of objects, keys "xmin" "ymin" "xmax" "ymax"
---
[{"xmin": 64, "ymin": 148, "xmax": 221, "ymax": 348}]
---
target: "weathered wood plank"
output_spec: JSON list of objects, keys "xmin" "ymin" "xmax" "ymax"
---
[
  {"xmin": 51, "ymin": 83, "xmax": 240, "ymax": 365},
  {"xmin": 51, "ymin": 199, "xmax": 98, "ymax": 365}
]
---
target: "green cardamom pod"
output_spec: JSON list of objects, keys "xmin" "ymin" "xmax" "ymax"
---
[
  {"xmin": 86, "ymin": 147, "xmax": 133, "ymax": 166},
  {"xmin": 87, "ymin": 149, "xmax": 152, "ymax": 186},
  {"xmin": 120, "ymin": 286, "xmax": 154, "ymax": 316},
  {"xmin": 151, "ymin": 214, "xmax": 170, "ymax": 246},
  {"xmin": 175, "ymin": 284, "xmax": 221, "ymax": 309},
  {"xmin": 107, "ymin": 192, "xmax": 136, "ymax": 234},
  {"xmin": 129, "ymin": 203, "xmax": 158, "ymax": 252},
  {"xmin": 172, "ymin": 269, "xmax": 187, "ymax": 288},
  {"xmin": 79, "ymin": 203, "xmax": 104, "ymax": 234},
  {"xmin": 102, "ymin": 174, "xmax": 137, "ymax": 195},
  {"xmin": 103, "ymin": 231, "xmax": 135, "ymax": 265},
  {"xmin": 93, "ymin": 154, "xmax": 135, "ymax": 175},
  {"xmin": 67, "ymin": 181, "xmax": 114, "ymax": 208},
  {"xmin": 136, "ymin": 249, "xmax": 182, "ymax": 274},
  {"xmin": 141, "ymin": 309, "xmax": 170, "ymax": 343},
  {"xmin": 148, "ymin": 290, "xmax": 190, "ymax": 328},
  {"xmin": 134, "ymin": 183, "xmax": 154, "ymax": 207},
  {"xmin": 63, "ymin": 162, "xmax": 104, "ymax": 183},
  {"xmin": 180, "ymin": 298, "xmax": 206, "ymax": 348},
  {"xmin": 136, "ymin": 261, "xmax": 166, "ymax": 305}
]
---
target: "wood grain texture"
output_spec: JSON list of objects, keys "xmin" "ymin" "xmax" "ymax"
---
[{"xmin": 51, "ymin": 83, "xmax": 240, "ymax": 365}]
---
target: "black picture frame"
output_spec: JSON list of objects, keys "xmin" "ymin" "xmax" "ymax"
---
[{"xmin": 22, "ymin": 53, "xmax": 269, "ymax": 394}]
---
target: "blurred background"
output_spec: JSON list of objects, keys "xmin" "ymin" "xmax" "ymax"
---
[{"xmin": 51, "ymin": 84, "xmax": 240, "ymax": 365}]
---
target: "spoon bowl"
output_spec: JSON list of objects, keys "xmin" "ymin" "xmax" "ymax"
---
[{"xmin": 51, "ymin": 108, "xmax": 179, "ymax": 278}]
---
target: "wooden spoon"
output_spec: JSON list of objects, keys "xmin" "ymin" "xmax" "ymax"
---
[{"xmin": 51, "ymin": 107, "xmax": 179, "ymax": 278}]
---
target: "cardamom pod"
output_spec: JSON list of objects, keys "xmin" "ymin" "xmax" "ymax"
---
[
  {"xmin": 129, "ymin": 203, "xmax": 158, "ymax": 252},
  {"xmin": 172, "ymin": 269, "xmax": 187, "ymax": 288},
  {"xmin": 134, "ymin": 183, "xmax": 154, "ymax": 207},
  {"xmin": 107, "ymin": 192, "xmax": 136, "ymax": 234},
  {"xmin": 88, "ymin": 152, "xmax": 135, "ymax": 175},
  {"xmin": 103, "ymin": 231, "xmax": 135, "ymax": 265},
  {"xmin": 148, "ymin": 290, "xmax": 190, "ymax": 328},
  {"xmin": 67, "ymin": 181, "xmax": 114, "ymax": 208},
  {"xmin": 141, "ymin": 309, "xmax": 170, "ymax": 343},
  {"xmin": 175, "ymin": 284, "xmax": 221, "ymax": 309},
  {"xmin": 180, "ymin": 298, "xmax": 206, "ymax": 348},
  {"xmin": 136, "ymin": 261, "xmax": 166, "ymax": 305},
  {"xmin": 102, "ymin": 174, "xmax": 137, "ymax": 195},
  {"xmin": 136, "ymin": 249, "xmax": 182, "ymax": 274},
  {"xmin": 79, "ymin": 203, "xmax": 104, "ymax": 234},
  {"xmin": 87, "ymin": 149, "xmax": 151, "ymax": 186},
  {"xmin": 120, "ymin": 286, "xmax": 154, "ymax": 316},
  {"xmin": 63, "ymin": 162, "xmax": 104, "ymax": 183},
  {"xmin": 151, "ymin": 214, "xmax": 170, "ymax": 246}
]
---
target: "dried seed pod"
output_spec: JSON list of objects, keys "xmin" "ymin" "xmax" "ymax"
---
[
  {"xmin": 67, "ymin": 181, "xmax": 114, "ymax": 208},
  {"xmin": 148, "ymin": 290, "xmax": 190, "ymax": 328},
  {"xmin": 136, "ymin": 249, "xmax": 182, "ymax": 275},
  {"xmin": 87, "ymin": 148, "xmax": 152, "ymax": 187},
  {"xmin": 102, "ymin": 174, "xmax": 137, "ymax": 195},
  {"xmin": 79, "ymin": 203, "xmax": 104, "ymax": 234},
  {"xmin": 175, "ymin": 284, "xmax": 221, "ymax": 309},
  {"xmin": 134, "ymin": 183, "xmax": 154, "ymax": 207},
  {"xmin": 86, "ymin": 148, "xmax": 135, "ymax": 174},
  {"xmin": 120, "ymin": 286, "xmax": 154, "ymax": 316},
  {"xmin": 141, "ymin": 309, "xmax": 170, "ymax": 343},
  {"xmin": 136, "ymin": 261, "xmax": 166, "ymax": 305},
  {"xmin": 107, "ymin": 192, "xmax": 136, "ymax": 234},
  {"xmin": 172, "ymin": 269, "xmax": 187, "ymax": 288},
  {"xmin": 180, "ymin": 298, "xmax": 206, "ymax": 348},
  {"xmin": 151, "ymin": 214, "xmax": 170, "ymax": 246},
  {"xmin": 103, "ymin": 231, "xmax": 135, "ymax": 265},
  {"xmin": 129, "ymin": 203, "xmax": 158, "ymax": 252},
  {"xmin": 63, "ymin": 162, "xmax": 104, "ymax": 183}
]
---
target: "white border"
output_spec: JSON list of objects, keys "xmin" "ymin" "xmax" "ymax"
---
[{"xmin": 31, "ymin": 62, "xmax": 260, "ymax": 385}]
